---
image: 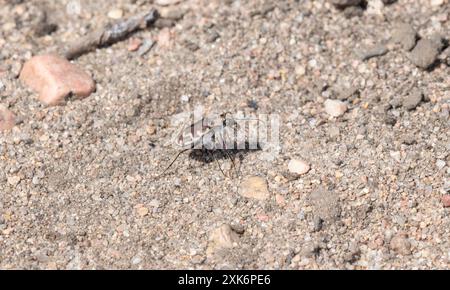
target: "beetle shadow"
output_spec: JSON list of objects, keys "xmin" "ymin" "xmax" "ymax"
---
[{"xmin": 188, "ymin": 142, "xmax": 261, "ymax": 164}]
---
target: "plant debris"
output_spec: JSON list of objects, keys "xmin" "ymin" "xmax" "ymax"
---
[{"xmin": 64, "ymin": 8, "xmax": 159, "ymax": 60}]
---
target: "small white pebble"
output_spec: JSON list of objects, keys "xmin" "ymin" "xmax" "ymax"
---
[
  {"xmin": 108, "ymin": 8, "xmax": 124, "ymax": 19},
  {"xmin": 324, "ymin": 99, "xmax": 348, "ymax": 117},
  {"xmin": 180, "ymin": 95, "xmax": 190, "ymax": 103},
  {"xmin": 436, "ymin": 160, "xmax": 446, "ymax": 170},
  {"xmin": 288, "ymin": 159, "xmax": 310, "ymax": 175}
]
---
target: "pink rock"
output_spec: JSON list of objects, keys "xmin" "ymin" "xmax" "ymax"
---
[
  {"xmin": 0, "ymin": 104, "xmax": 16, "ymax": 131},
  {"xmin": 20, "ymin": 54, "xmax": 95, "ymax": 105},
  {"xmin": 442, "ymin": 195, "xmax": 450, "ymax": 207},
  {"xmin": 157, "ymin": 28, "xmax": 173, "ymax": 48},
  {"xmin": 128, "ymin": 38, "xmax": 143, "ymax": 52}
]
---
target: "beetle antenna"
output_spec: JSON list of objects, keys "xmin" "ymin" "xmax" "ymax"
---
[{"xmin": 161, "ymin": 149, "xmax": 189, "ymax": 176}]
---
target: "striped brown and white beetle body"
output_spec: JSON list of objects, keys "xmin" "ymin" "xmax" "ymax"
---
[{"xmin": 163, "ymin": 113, "xmax": 239, "ymax": 176}]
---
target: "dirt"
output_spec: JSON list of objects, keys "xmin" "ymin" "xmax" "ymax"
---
[{"xmin": 0, "ymin": 0, "xmax": 449, "ymax": 269}]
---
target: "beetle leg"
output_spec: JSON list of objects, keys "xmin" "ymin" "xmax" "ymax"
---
[
  {"xmin": 162, "ymin": 149, "xmax": 189, "ymax": 175},
  {"xmin": 207, "ymin": 150, "xmax": 226, "ymax": 177},
  {"xmin": 224, "ymin": 149, "xmax": 237, "ymax": 177}
]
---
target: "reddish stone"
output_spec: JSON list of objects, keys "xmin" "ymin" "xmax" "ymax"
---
[
  {"xmin": 128, "ymin": 38, "xmax": 143, "ymax": 52},
  {"xmin": 442, "ymin": 195, "xmax": 450, "ymax": 207},
  {"xmin": 20, "ymin": 54, "xmax": 95, "ymax": 105},
  {"xmin": 157, "ymin": 28, "xmax": 173, "ymax": 48},
  {"xmin": 0, "ymin": 104, "xmax": 16, "ymax": 131}
]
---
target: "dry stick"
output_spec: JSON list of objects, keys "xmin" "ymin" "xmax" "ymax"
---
[{"xmin": 64, "ymin": 8, "xmax": 159, "ymax": 60}]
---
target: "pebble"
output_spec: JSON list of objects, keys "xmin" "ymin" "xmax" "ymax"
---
[
  {"xmin": 431, "ymin": 0, "xmax": 444, "ymax": 6},
  {"xmin": 367, "ymin": 0, "xmax": 384, "ymax": 15},
  {"xmin": 392, "ymin": 23, "xmax": 417, "ymax": 51},
  {"xmin": 160, "ymin": 7, "xmax": 186, "ymax": 20},
  {"xmin": 409, "ymin": 39, "xmax": 441, "ymax": 69},
  {"xmin": 206, "ymin": 224, "xmax": 240, "ymax": 256},
  {"xmin": 330, "ymin": 0, "xmax": 362, "ymax": 7},
  {"xmin": 131, "ymin": 256, "xmax": 142, "ymax": 265},
  {"xmin": 135, "ymin": 205, "xmax": 149, "ymax": 217},
  {"xmin": 108, "ymin": 8, "xmax": 124, "ymax": 19},
  {"xmin": 20, "ymin": 54, "xmax": 95, "ymax": 106},
  {"xmin": 358, "ymin": 44, "xmax": 388, "ymax": 61},
  {"xmin": 0, "ymin": 104, "xmax": 16, "ymax": 131},
  {"xmin": 288, "ymin": 159, "xmax": 311, "ymax": 175},
  {"xmin": 324, "ymin": 99, "xmax": 348, "ymax": 117},
  {"xmin": 0, "ymin": 80, "xmax": 5, "ymax": 92},
  {"xmin": 128, "ymin": 38, "xmax": 142, "ymax": 52},
  {"xmin": 295, "ymin": 65, "xmax": 306, "ymax": 76},
  {"xmin": 403, "ymin": 91, "xmax": 423, "ymax": 110},
  {"xmin": 155, "ymin": 0, "xmax": 184, "ymax": 6},
  {"xmin": 180, "ymin": 95, "xmax": 190, "ymax": 103},
  {"xmin": 390, "ymin": 233, "xmax": 412, "ymax": 255},
  {"xmin": 7, "ymin": 175, "xmax": 21, "ymax": 186},
  {"xmin": 239, "ymin": 176, "xmax": 270, "ymax": 200},
  {"xmin": 442, "ymin": 195, "xmax": 450, "ymax": 207}
]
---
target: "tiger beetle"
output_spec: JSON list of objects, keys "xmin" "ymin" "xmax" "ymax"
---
[{"xmin": 162, "ymin": 113, "xmax": 260, "ymax": 177}]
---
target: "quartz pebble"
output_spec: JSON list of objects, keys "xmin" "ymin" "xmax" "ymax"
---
[
  {"xmin": 288, "ymin": 159, "xmax": 310, "ymax": 175},
  {"xmin": 324, "ymin": 99, "xmax": 348, "ymax": 117},
  {"xmin": 20, "ymin": 54, "xmax": 95, "ymax": 105},
  {"xmin": 108, "ymin": 8, "xmax": 123, "ymax": 19}
]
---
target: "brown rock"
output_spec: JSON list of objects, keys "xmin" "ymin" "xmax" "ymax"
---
[
  {"xmin": 0, "ymin": 104, "xmax": 16, "ymax": 131},
  {"xmin": 239, "ymin": 176, "xmax": 270, "ymax": 200},
  {"xmin": 20, "ymin": 54, "xmax": 95, "ymax": 105}
]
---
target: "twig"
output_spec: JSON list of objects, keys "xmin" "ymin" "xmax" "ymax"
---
[{"xmin": 64, "ymin": 8, "xmax": 159, "ymax": 60}]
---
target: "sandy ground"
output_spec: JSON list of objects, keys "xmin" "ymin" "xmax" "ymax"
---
[{"xmin": 0, "ymin": 0, "xmax": 449, "ymax": 269}]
